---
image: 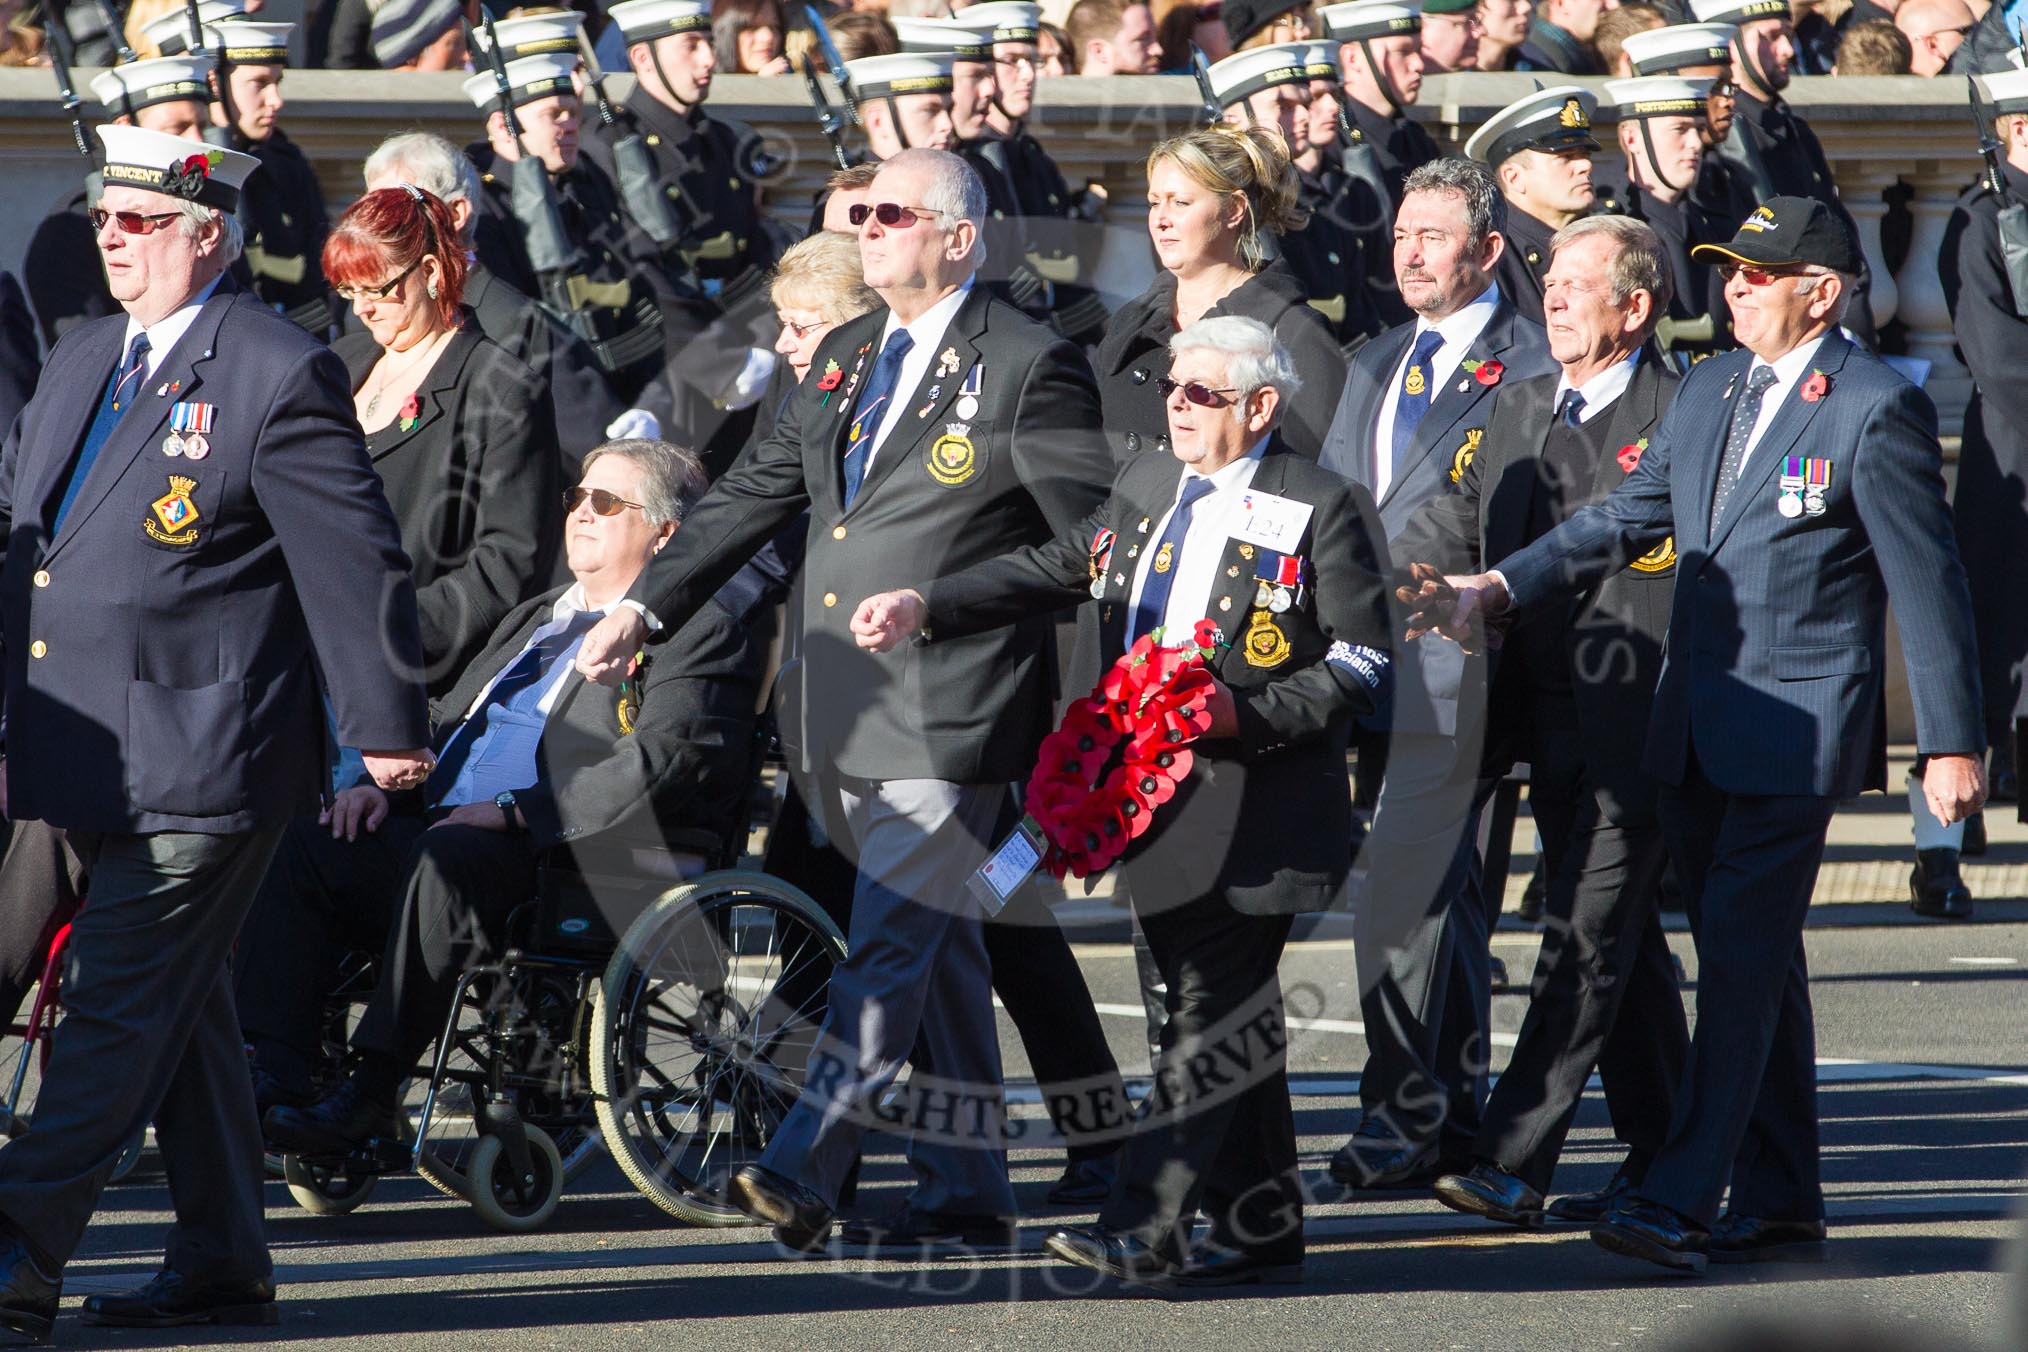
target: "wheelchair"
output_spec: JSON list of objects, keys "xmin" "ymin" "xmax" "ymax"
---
[{"xmin": 275, "ymin": 609, "xmax": 850, "ymax": 1232}]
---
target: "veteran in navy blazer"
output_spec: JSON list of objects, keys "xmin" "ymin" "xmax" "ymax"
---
[
  {"xmin": 1435, "ymin": 198, "xmax": 1985, "ymax": 1274},
  {"xmin": 1314, "ymin": 157, "xmax": 1554, "ymax": 1192},
  {"xmin": 0, "ymin": 127, "xmax": 430, "ymax": 1341}
]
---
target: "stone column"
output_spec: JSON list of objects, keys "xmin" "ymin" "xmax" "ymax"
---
[{"xmin": 1896, "ymin": 162, "xmax": 1976, "ymax": 437}]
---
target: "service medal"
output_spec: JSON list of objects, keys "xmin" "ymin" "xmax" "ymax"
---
[
  {"xmin": 161, "ymin": 433, "xmax": 184, "ymax": 458},
  {"xmin": 1268, "ymin": 586, "xmax": 1292, "ymax": 613},
  {"xmin": 1090, "ymin": 577, "xmax": 1107, "ymax": 598},
  {"xmin": 181, "ymin": 432, "xmax": 209, "ymax": 461},
  {"xmin": 1778, "ymin": 492, "xmax": 1803, "ymax": 518},
  {"xmin": 1254, "ymin": 581, "xmax": 1274, "ymax": 609}
]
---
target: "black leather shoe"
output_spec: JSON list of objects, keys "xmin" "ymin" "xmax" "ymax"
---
[
  {"xmin": 81, "ymin": 1270, "xmax": 276, "ymax": 1328},
  {"xmin": 1434, "ymin": 1163, "xmax": 1545, "ymax": 1228},
  {"xmin": 1910, "ymin": 849, "xmax": 1973, "ymax": 920},
  {"xmin": 1042, "ymin": 1225, "xmax": 1177, "ymax": 1286},
  {"xmin": 1517, "ymin": 864, "xmax": 1547, "ymax": 925},
  {"xmin": 1547, "ymin": 1170, "xmax": 1637, "ymax": 1224},
  {"xmin": 728, "ymin": 1164, "xmax": 832, "ymax": 1252},
  {"xmin": 1328, "ymin": 1130, "xmax": 1439, "ymax": 1191},
  {"xmin": 836, "ymin": 1207, "xmax": 1015, "ymax": 1251},
  {"xmin": 1590, "ymin": 1200, "xmax": 1710, "ymax": 1275},
  {"xmin": 1174, "ymin": 1246, "xmax": 1304, "ymax": 1288},
  {"xmin": 1047, "ymin": 1155, "xmax": 1118, "ymax": 1206},
  {"xmin": 0, "ymin": 1243, "xmax": 59, "ymax": 1345},
  {"xmin": 1487, "ymin": 954, "xmax": 1513, "ymax": 991},
  {"xmin": 262, "ymin": 1077, "xmax": 401, "ymax": 1156},
  {"xmin": 250, "ymin": 1068, "xmax": 314, "ymax": 1119},
  {"xmin": 1709, "ymin": 1214, "xmax": 1827, "ymax": 1264}
]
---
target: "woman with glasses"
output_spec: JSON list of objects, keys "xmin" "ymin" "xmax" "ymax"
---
[
  {"xmin": 1093, "ymin": 125, "xmax": 1343, "ymax": 463},
  {"xmin": 326, "ymin": 185, "xmax": 560, "ymax": 693}
]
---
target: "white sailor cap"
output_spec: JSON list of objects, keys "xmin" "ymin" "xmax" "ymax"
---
[
  {"xmin": 1463, "ymin": 84, "xmax": 1600, "ymax": 164},
  {"xmin": 462, "ymin": 51, "xmax": 582, "ymax": 110},
  {"xmin": 1975, "ymin": 64, "xmax": 2028, "ymax": 115},
  {"xmin": 91, "ymin": 54, "xmax": 214, "ymax": 114},
  {"xmin": 606, "ymin": 0, "xmax": 712, "ymax": 45},
  {"xmin": 1318, "ymin": 0, "xmax": 1421, "ymax": 41},
  {"xmin": 963, "ymin": 2, "xmax": 1043, "ymax": 44},
  {"xmin": 95, "ymin": 123, "xmax": 258, "ymax": 211},
  {"xmin": 1206, "ymin": 42, "xmax": 1315, "ymax": 108},
  {"xmin": 471, "ymin": 10, "xmax": 586, "ymax": 61},
  {"xmin": 1296, "ymin": 37, "xmax": 1341, "ymax": 80},
  {"xmin": 140, "ymin": 0, "xmax": 244, "ymax": 56},
  {"xmin": 894, "ymin": 16, "xmax": 995, "ymax": 63},
  {"xmin": 1622, "ymin": 22, "xmax": 1738, "ymax": 74},
  {"xmin": 204, "ymin": 20, "xmax": 294, "ymax": 65},
  {"xmin": 1605, "ymin": 75, "xmax": 1713, "ymax": 120},
  {"xmin": 1687, "ymin": 0, "xmax": 1788, "ymax": 29},
  {"xmin": 843, "ymin": 51, "xmax": 956, "ymax": 101}
]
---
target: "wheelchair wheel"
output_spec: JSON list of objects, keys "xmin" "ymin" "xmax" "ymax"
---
[
  {"xmin": 281, "ymin": 1154, "xmax": 377, "ymax": 1215},
  {"xmin": 590, "ymin": 870, "xmax": 846, "ymax": 1227},
  {"xmin": 465, "ymin": 1125, "xmax": 564, "ymax": 1233}
]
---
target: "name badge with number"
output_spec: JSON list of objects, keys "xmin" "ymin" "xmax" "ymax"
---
[{"xmin": 1233, "ymin": 490, "xmax": 1314, "ymax": 551}]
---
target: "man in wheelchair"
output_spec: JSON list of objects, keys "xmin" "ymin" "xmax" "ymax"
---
[{"xmin": 244, "ymin": 438, "xmax": 766, "ymax": 1152}]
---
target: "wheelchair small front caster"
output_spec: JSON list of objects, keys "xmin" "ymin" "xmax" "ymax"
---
[
  {"xmin": 281, "ymin": 1154, "xmax": 378, "ymax": 1214},
  {"xmin": 466, "ymin": 1124, "xmax": 565, "ymax": 1233}
]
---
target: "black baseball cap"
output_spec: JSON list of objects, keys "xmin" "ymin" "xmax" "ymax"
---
[{"xmin": 1691, "ymin": 195, "xmax": 1865, "ymax": 275}]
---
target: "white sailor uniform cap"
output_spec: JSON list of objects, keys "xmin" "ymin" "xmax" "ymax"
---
[
  {"xmin": 894, "ymin": 16, "xmax": 995, "ymax": 63},
  {"xmin": 203, "ymin": 20, "xmax": 294, "ymax": 65},
  {"xmin": 1605, "ymin": 75, "xmax": 1714, "ymax": 120},
  {"xmin": 1318, "ymin": 0, "xmax": 1421, "ymax": 41},
  {"xmin": 1296, "ymin": 38, "xmax": 1341, "ymax": 80},
  {"xmin": 140, "ymin": 0, "xmax": 244, "ymax": 56},
  {"xmin": 95, "ymin": 123, "xmax": 259, "ymax": 212},
  {"xmin": 1975, "ymin": 63, "xmax": 2028, "ymax": 115},
  {"xmin": 843, "ymin": 51, "xmax": 956, "ymax": 101},
  {"xmin": 1206, "ymin": 42, "xmax": 1316, "ymax": 108},
  {"xmin": 963, "ymin": 2, "xmax": 1044, "ymax": 44},
  {"xmin": 462, "ymin": 51, "xmax": 582, "ymax": 110},
  {"xmin": 91, "ymin": 54, "xmax": 214, "ymax": 114},
  {"xmin": 1688, "ymin": 0, "xmax": 1788, "ymax": 29},
  {"xmin": 1463, "ymin": 84, "xmax": 1600, "ymax": 165},
  {"xmin": 471, "ymin": 10, "xmax": 586, "ymax": 61},
  {"xmin": 1622, "ymin": 23, "xmax": 1738, "ymax": 74},
  {"xmin": 606, "ymin": 0, "xmax": 712, "ymax": 45}
]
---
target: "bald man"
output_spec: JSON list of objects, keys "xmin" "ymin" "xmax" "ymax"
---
[{"xmin": 1896, "ymin": 0, "xmax": 1976, "ymax": 75}]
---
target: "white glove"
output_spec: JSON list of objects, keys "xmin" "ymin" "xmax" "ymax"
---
[{"xmin": 605, "ymin": 408, "xmax": 661, "ymax": 440}]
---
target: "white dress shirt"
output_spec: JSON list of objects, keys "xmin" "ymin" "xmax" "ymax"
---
[
  {"xmin": 1373, "ymin": 284, "xmax": 1500, "ymax": 497},
  {"xmin": 1127, "ymin": 438, "xmax": 1269, "ymax": 642},
  {"xmin": 865, "ymin": 279, "xmax": 974, "ymax": 466},
  {"xmin": 1732, "ymin": 333, "xmax": 1831, "ymax": 475},
  {"xmin": 1552, "ymin": 349, "xmax": 1641, "ymax": 425},
  {"xmin": 120, "ymin": 273, "xmax": 225, "ymax": 380}
]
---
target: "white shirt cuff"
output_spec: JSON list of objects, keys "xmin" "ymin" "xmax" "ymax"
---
[{"xmin": 618, "ymin": 598, "xmax": 662, "ymax": 632}]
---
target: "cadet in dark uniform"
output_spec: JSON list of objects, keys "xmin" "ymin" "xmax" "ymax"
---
[
  {"xmin": 0, "ymin": 274, "xmax": 40, "ymax": 435},
  {"xmin": 0, "ymin": 124, "xmax": 429, "ymax": 1342},
  {"xmin": 1594, "ymin": 76, "xmax": 1733, "ymax": 359},
  {"xmin": 1622, "ymin": 23, "xmax": 1761, "ymax": 234},
  {"xmin": 1466, "ymin": 84, "xmax": 1601, "ymax": 323},
  {"xmin": 1516, "ymin": 0, "xmax": 1605, "ymax": 73},
  {"xmin": 1320, "ymin": 0, "xmax": 1441, "ymax": 329},
  {"xmin": 23, "ymin": 54, "xmax": 216, "ymax": 350}
]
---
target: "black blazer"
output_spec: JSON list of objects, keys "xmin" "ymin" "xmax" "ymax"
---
[
  {"xmin": 0, "ymin": 283, "xmax": 427, "ymax": 833},
  {"xmin": 922, "ymin": 441, "xmax": 1395, "ymax": 914},
  {"xmin": 0, "ymin": 275, "xmax": 39, "ymax": 442},
  {"xmin": 429, "ymin": 585, "xmax": 764, "ymax": 856},
  {"xmin": 335, "ymin": 320, "xmax": 561, "ymax": 692},
  {"xmin": 465, "ymin": 263, "xmax": 623, "ymax": 475},
  {"xmin": 1092, "ymin": 261, "xmax": 1346, "ymax": 465},
  {"xmin": 1396, "ymin": 356, "xmax": 1681, "ymax": 821}
]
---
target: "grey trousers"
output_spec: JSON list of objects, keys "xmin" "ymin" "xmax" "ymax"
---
[
  {"xmin": 0, "ymin": 825, "xmax": 282, "ymax": 1278},
  {"xmin": 759, "ymin": 777, "xmax": 1016, "ymax": 1218}
]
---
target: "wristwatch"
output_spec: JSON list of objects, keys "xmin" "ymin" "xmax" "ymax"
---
[{"xmin": 494, "ymin": 790, "xmax": 521, "ymax": 829}]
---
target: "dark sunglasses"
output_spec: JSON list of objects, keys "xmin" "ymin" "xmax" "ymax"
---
[
  {"xmin": 1158, "ymin": 376, "xmax": 1240, "ymax": 408},
  {"xmin": 334, "ymin": 259, "xmax": 421, "ymax": 304},
  {"xmin": 848, "ymin": 202, "xmax": 939, "ymax": 228},
  {"xmin": 1716, "ymin": 261, "xmax": 1806, "ymax": 287},
  {"xmin": 564, "ymin": 486, "xmax": 646, "ymax": 516},
  {"xmin": 88, "ymin": 208, "xmax": 182, "ymax": 236}
]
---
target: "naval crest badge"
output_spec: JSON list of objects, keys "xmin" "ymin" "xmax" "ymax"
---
[
  {"xmin": 1450, "ymin": 427, "xmax": 1484, "ymax": 484},
  {"xmin": 1243, "ymin": 610, "xmax": 1291, "ymax": 668},
  {"xmin": 145, "ymin": 475, "xmax": 202, "ymax": 546},
  {"xmin": 927, "ymin": 423, "xmax": 978, "ymax": 485}
]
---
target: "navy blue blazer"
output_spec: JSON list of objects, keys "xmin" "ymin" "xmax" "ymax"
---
[
  {"xmin": 0, "ymin": 283, "xmax": 429, "ymax": 833},
  {"xmin": 1317, "ymin": 291, "xmax": 1555, "ymax": 736},
  {"xmin": 1498, "ymin": 332, "xmax": 1983, "ymax": 800}
]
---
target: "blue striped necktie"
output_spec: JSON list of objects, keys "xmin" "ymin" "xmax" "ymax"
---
[{"xmin": 54, "ymin": 332, "xmax": 150, "ymax": 533}]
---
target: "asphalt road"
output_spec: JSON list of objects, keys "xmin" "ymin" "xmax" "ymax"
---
[{"xmin": 30, "ymin": 908, "xmax": 2028, "ymax": 1351}]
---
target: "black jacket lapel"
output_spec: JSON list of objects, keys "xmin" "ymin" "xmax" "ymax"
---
[{"xmin": 848, "ymin": 286, "xmax": 988, "ymax": 512}]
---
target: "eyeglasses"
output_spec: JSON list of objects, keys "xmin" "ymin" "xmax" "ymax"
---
[
  {"xmin": 334, "ymin": 259, "xmax": 421, "ymax": 304},
  {"xmin": 564, "ymin": 486, "xmax": 646, "ymax": 516},
  {"xmin": 1716, "ymin": 261, "xmax": 1807, "ymax": 287},
  {"xmin": 88, "ymin": 208, "xmax": 182, "ymax": 236},
  {"xmin": 848, "ymin": 202, "xmax": 939, "ymax": 229},
  {"xmin": 780, "ymin": 318, "xmax": 828, "ymax": 339},
  {"xmin": 1707, "ymin": 77, "xmax": 1737, "ymax": 97},
  {"xmin": 1157, "ymin": 377, "xmax": 1240, "ymax": 408}
]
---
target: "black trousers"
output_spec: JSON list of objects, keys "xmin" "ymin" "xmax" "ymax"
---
[
  {"xmin": 1471, "ymin": 715, "xmax": 1689, "ymax": 1192},
  {"xmin": 1637, "ymin": 755, "xmax": 1836, "ymax": 1227},
  {"xmin": 0, "ymin": 825, "xmax": 282, "ymax": 1277},
  {"xmin": 1101, "ymin": 890, "xmax": 1300, "ymax": 1261},
  {"xmin": 235, "ymin": 813, "xmax": 536, "ymax": 1094},
  {"xmin": 0, "ymin": 819, "xmax": 87, "ymax": 1032}
]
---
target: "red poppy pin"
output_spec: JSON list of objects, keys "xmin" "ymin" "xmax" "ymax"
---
[
  {"xmin": 1617, "ymin": 437, "xmax": 1649, "ymax": 473},
  {"xmin": 1800, "ymin": 370, "xmax": 1831, "ymax": 403},
  {"xmin": 816, "ymin": 359, "xmax": 843, "ymax": 392},
  {"xmin": 1463, "ymin": 358, "xmax": 1503, "ymax": 387},
  {"xmin": 398, "ymin": 392, "xmax": 422, "ymax": 432}
]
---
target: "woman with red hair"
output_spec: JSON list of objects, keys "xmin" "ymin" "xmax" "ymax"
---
[{"xmin": 325, "ymin": 184, "xmax": 560, "ymax": 691}]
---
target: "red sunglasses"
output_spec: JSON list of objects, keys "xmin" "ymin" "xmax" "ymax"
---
[
  {"xmin": 848, "ymin": 202, "xmax": 939, "ymax": 228},
  {"xmin": 1717, "ymin": 260, "xmax": 1808, "ymax": 287},
  {"xmin": 1158, "ymin": 376, "xmax": 1240, "ymax": 408},
  {"xmin": 89, "ymin": 208, "xmax": 182, "ymax": 236}
]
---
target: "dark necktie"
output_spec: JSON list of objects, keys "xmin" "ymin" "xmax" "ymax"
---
[
  {"xmin": 1131, "ymin": 475, "xmax": 1216, "ymax": 641},
  {"xmin": 1388, "ymin": 328, "xmax": 1446, "ymax": 478},
  {"xmin": 1558, "ymin": 388, "xmax": 1586, "ymax": 427},
  {"xmin": 427, "ymin": 609, "xmax": 602, "ymax": 805},
  {"xmin": 54, "ymin": 332, "xmax": 150, "ymax": 534},
  {"xmin": 1708, "ymin": 363, "xmax": 1781, "ymax": 533},
  {"xmin": 842, "ymin": 328, "xmax": 914, "ymax": 508}
]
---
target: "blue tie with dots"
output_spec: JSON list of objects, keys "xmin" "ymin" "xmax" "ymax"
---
[
  {"xmin": 842, "ymin": 328, "xmax": 914, "ymax": 508},
  {"xmin": 54, "ymin": 332, "xmax": 150, "ymax": 534},
  {"xmin": 1131, "ymin": 475, "xmax": 1217, "ymax": 642},
  {"xmin": 1389, "ymin": 328, "xmax": 1446, "ymax": 478}
]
